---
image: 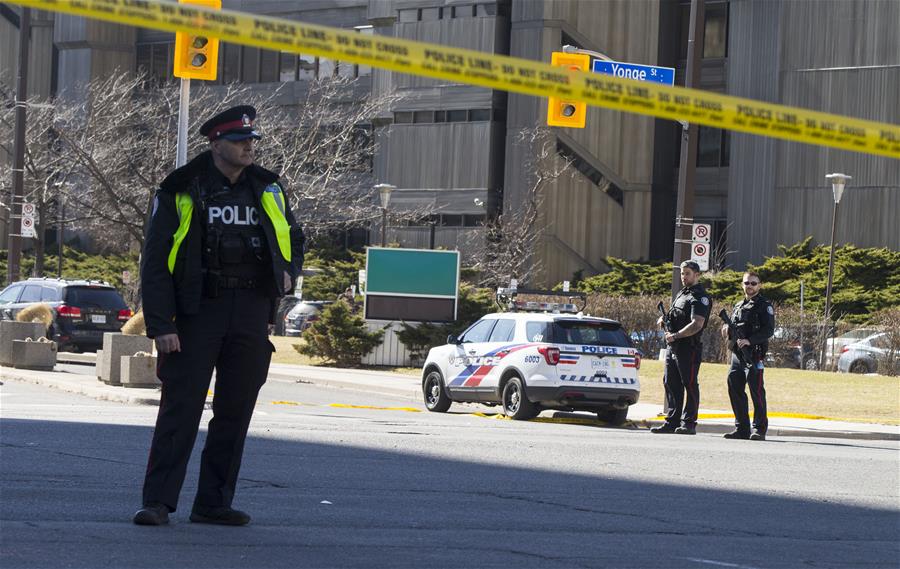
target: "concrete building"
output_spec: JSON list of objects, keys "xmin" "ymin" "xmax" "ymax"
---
[{"xmin": 2, "ymin": 0, "xmax": 898, "ymax": 286}]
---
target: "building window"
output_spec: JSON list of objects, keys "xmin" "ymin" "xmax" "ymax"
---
[
  {"xmin": 355, "ymin": 26, "xmax": 373, "ymax": 76},
  {"xmin": 446, "ymin": 110, "xmax": 468, "ymax": 122},
  {"xmin": 680, "ymin": 1, "xmax": 729, "ymax": 60},
  {"xmin": 280, "ymin": 52, "xmax": 297, "ymax": 81},
  {"xmin": 452, "ymin": 5, "xmax": 475, "ymax": 18},
  {"xmin": 398, "ymin": 8, "xmax": 419, "ymax": 22},
  {"xmin": 434, "ymin": 110, "xmax": 446, "ymax": 123},
  {"xmin": 394, "ymin": 111, "xmax": 414, "ymax": 124},
  {"xmin": 697, "ymin": 127, "xmax": 730, "ymax": 167},
  {"xmin": 136, "ymin": 42, "xmax": 174, "ymax": 85},
  {"xmin": 298, "ymin": 54, "xmax": 316, "ymax": 80},
  {"xmin": 413, "ymin": 111, "xmax": 433, "ymax": 123},
  {"xmin": 222, "ymin": 43, "xmax": 240, "ymax": 83},
  {"xmin": 704, "ymin": 3, "xmax": 728, "ymax": 58},
  {"xmin": 260, "ymin": 50, "xmax": 279, "ymax": 83},
  {"xmin": 420, "ymin": 7, "xmax": 440, "ymax": 21},
  {"xmin": 469, "ymin": 109, "xmax": 491, "ymax": 121},
  {"xmin": 464, "ymin": 214, "xmax": 485, "ymax": 226}
]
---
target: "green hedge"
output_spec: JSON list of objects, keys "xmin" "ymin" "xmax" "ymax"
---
[{"xmin": 575, "ymin": 237, "xmax": 900, "ymax": 322}]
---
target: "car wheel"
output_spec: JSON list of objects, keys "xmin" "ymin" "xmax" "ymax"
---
[
  {"xmin": 423, "ymin": 370, "xmax": 451, "ymax": 413},
  {"xmin": 597, "ymin": 407, "xmax": 628, "ymax": 426},
  {"xmin": 849, "ymin": 360, "xmax": 870, "ymax": 374},
  {"xmin": 502, "ymin": 376, "xmax": 538, "ymax": 420},
  {"xmin": 803, "ymin": 357, "xmax": 819, "ymax": 371}
]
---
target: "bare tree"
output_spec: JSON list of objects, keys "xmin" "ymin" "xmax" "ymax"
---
[
  {"xmin": 0, "ymin": 82, "xmax": 80, "ymax": 276},
  {"xmin": 468, "ymin": 125, "xmax": 574, "ymax": 288},
  {"xmin": 30, "ymin": 71, "xmax": 409, "ymax": 252}
]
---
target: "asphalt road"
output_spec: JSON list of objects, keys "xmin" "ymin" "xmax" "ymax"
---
[{"xmin": 1, "ymin": 377, "xmax": 898, "ymax": 569}]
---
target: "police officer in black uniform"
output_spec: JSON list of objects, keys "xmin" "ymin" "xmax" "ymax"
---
[
  {"xmin": 651, "ymin": 260, "xmax": 711, "ymax": 435},
  {"xmin": 133, "ymin": 106, "xmax": 304, "ymax": 526},
  {"xmin": 721, "ymin": 271, "xmax": 775, "ymax": 441}
]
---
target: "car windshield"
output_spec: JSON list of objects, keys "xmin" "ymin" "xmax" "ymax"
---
[
  {"xmin": 527, "ymin": 320, "xmax": 632, "ymax": 347},
  {"xmin": 64, "ymin": 287, "xmax": 127, "ymax": 310}
]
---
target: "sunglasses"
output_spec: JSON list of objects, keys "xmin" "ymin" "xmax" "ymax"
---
[{"xmin": 743, "ymin": 281, "xmax": 760, "ymax": 286}]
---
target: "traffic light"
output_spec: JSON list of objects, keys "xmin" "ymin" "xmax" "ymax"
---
[
  {"xmin": 173, "ymin": 0, "xmax": 221, "ymax": 81},
  {"xmin": 546, "ymin": 52, "xmax": 590, "ymax": 128}
]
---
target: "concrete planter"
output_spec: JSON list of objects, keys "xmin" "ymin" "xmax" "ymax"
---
[
  {"xmin": 98, "ymin": 333, "xmax": 154, "ymax": 386},
  {"xmin": 96, "ymin": 350, "xmax": 106, "ymax": 381},
  {"xmin": 120, "ymin": 355, "xmax": 160, "ymax": 388},
  {"xmin": 11, "ymin": 339, "xmax": 57, "ymax": 371},
  {"xmin": 0, "ymin": 321, "xmax": 46, "ymax": 367}
]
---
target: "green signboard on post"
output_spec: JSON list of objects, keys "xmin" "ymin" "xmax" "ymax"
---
[{"xmin": 364, "ymin": 248, "xmax": 459, "ymax": 322}]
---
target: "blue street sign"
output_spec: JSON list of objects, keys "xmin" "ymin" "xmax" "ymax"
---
[{"xmin": 592, "ymin": 60, "xmax": 675, "ymax": 86}]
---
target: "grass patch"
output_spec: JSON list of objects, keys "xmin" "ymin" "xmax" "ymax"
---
[
  {"xmin": 268, "ymin": 336, "xmax": 898, "ymax": 424},
  {"xmin": 638, "ymin": 359, "xmax": 900, "ymax": 425},
  {"xmin": 268, "ymin": 335, "xmax": 420, "ymax": 376}
]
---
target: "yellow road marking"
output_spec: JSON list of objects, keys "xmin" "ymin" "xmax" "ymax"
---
[
  {"xmin": 329, "ymin": 403, "xmax": 421, "ymax": 413},
  {"xmin": 8, "ymin": 0, "xmax": 900, "ymax": 159}
]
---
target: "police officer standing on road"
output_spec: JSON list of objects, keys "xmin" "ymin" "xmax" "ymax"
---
[
  {"xmin": 133, "ymin": 106, "xmax": 304, "ymax": 526},
  {"xmin": 651, "ymin": 260, "xmax": 711, "ymax": 435},
  {"xmin": 721, "ymin": 271, "xmax": 775, "ymax": 441}
]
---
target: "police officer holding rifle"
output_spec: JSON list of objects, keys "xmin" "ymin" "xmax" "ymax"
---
[
  {"xmin": 719, "ymin": 271, "xmax": 775, "ymax": 441},
  {"xmin": 652, "ymin": 260, "xmax": 711, "ymax": 435}
]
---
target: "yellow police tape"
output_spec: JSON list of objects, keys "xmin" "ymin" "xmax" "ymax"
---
[{"xmin": 11, "ymin": 0, "xmax": 900, "ymax": 159}]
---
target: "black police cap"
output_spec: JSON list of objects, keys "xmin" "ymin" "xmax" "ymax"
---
[{"xmin": 199, "ymin": 105, "xmax": 261, "ymax": 141}]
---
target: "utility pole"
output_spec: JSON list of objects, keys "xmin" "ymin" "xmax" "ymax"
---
[
  {"xmin": 670, "ymin": 0, "xmax": 705, "ymax": 297},
  {"xmin": 7, "ymin": 7, "xmax": 31, "ymax": 285}
]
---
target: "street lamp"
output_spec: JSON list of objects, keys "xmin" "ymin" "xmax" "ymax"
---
[
  {"xmin": 375, "ymin": 183, "xmax": 395, "ymax": 247},
  {"xmin": 821, "ymin": 172, "xmax": 851, "ymax": 369}
]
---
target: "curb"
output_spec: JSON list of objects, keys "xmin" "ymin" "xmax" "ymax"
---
[
  {"xmin": 2, "ymin": 368, "xmax": 161, "ymax": 406},
  {"xmin": 4, "ymin": 365, "xmax": 897, "ymax": 442},
  {"xmin": 634, "ymin": 419, "xmax": 900, "ymax": 442}
]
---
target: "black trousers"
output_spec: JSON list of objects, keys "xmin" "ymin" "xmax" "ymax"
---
[
  {"xmin": 142, "ymin": 288, "xmax": 273, "ymax": 512},
  {"xmin": 663, "ymin": 342, "xmax": 702, "ymax": 428},
  {"xmin": 726, "ymin": 352, "xmax": 768, "ymax": 434}
]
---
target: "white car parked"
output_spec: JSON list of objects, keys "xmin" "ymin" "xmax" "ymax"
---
[{"xmin": 421, "ymin": 301, "xmax": 641, "ymax": 424}]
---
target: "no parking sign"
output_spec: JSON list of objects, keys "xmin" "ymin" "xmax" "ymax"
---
[{"xmin": 691, "ymin": 242, "xmax": 709, "ymax": 271}]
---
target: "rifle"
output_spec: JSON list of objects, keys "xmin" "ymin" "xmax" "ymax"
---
[
  {"xmin": 718, "ymin": 309, "xmax": 754, "ymax": 365},
  {"xmin": 656, "ymin": 301, "xmax": 671, "ymax": 331}
]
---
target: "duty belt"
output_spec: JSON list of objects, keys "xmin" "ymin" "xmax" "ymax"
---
[{"xmin": 217, "ymin": 275, "xmax": 263, "ymax": 289}]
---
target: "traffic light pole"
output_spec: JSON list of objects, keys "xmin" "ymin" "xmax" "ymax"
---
[
  {"xmin": 176, "ymin": 78, "xmax": 190, "ymax": 168},
  {"xmin": 7, "ymin": 7, "xmax": 31, "ymax": 285},
  {"xmin": 670, "ymin": 0, "xmax": 705, "ymax": 298}
]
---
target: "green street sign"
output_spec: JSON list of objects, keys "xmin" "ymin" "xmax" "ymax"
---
[{"xmin": 365, "ymin": 248, "xmax": 459, "ymax": 322}]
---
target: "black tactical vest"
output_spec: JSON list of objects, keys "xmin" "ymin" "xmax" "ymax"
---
[{"xmin": 201, "ymin": 179, "xmax": 270, "ymax": 281}]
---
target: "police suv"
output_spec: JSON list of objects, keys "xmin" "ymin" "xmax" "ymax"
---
[{"xmin": 421, "ymin": 290, "xmax": 641, "ymax": 424}]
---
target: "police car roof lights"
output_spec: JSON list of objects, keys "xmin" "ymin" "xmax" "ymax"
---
[{"xmin": 496, "ymin": 287, "xmax": 586, "ymax": 314}]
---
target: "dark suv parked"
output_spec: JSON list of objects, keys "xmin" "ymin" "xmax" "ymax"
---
[{"xmin": 0, "ymin": 278, "xmax": 132, "ymax": 352}]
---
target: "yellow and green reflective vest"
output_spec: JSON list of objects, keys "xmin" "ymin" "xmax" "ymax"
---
[{"xmin": 166, "ymin": 184, "xmax": 292, "ymax": 274}]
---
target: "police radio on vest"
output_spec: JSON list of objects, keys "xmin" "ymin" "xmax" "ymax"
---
[{"xmin": 208, "ymin": 205, "xmax": 260, "ymax": 225}]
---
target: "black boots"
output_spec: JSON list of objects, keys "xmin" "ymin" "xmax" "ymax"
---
[
  {"xmin": 132, "ymin": 503, "xmax": 170, "ymax": 526},
  {"xmin": 190, "ymin": 505, "xmax": 252, "ymax": 526}
]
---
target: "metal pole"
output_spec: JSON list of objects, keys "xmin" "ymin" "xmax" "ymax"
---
[
  {"xmin": 176, "ymin": 78, "xmax": 190, "ymax": 167},
  {"xmin": 7, "ymin": 7, "xmax": 31, "ymax": 286},
  {"xmin": 429, "ymin": 221, "xmax": 436, "ymax": 249},
  {"xmin": 799, "ymin": 280, "xmax": 805, "ymax": 368},
  {"xmin": 670, "ymin": 0, "xmax": 705, "ymax": 298},
  {"xmin": 380, "ymin": 207, "xmax": 387, "ymax": 247},
  {"xmin": 821, "ymin": 199, "xmax": 839, "ymax": 369},
  {"xmin": 57, "ymin": 196, "xmax": 64, "ymax": 277}
]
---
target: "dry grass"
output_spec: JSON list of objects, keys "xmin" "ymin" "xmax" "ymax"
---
[
  {"xmin": 638, "ymin": 359, "xmax": 900, "ymax": 425},
  {"xmin": 268, "ymin": 335, "xmax": 420, "ymax": 376}
]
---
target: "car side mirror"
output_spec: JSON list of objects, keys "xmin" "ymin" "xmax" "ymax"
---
[{"xmin": 447, "ymin": 334, "xmax": 459, "ymax": 345}]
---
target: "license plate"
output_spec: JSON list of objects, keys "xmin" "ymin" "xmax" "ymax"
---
[{"xmin": 91, "ymin": 314, "xmax": 106, "ymax": 324}]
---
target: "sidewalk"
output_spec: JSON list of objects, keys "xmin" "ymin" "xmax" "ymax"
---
[{"xmin": 2, "ymin": 354, "xmax": 898, "ymax": 442}]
